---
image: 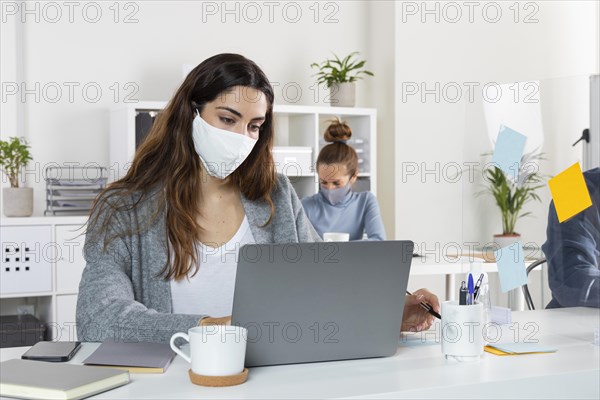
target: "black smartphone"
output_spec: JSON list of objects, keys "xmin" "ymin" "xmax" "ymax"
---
[{"xmin": 21, "ymin": 341, "xmax": 81, "ymax": 362}]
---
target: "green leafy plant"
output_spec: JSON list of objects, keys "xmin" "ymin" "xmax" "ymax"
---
[
  {"xmin": 311, "ymin": 51, "xmax": 374, "ymax": 88},
  {"xmin": 477, "ymin": 151, "xmax": 545, "ymax": 235},
  {"xmin": 0, "ymin": 137, "xmax": 33, "ymax": 188}
]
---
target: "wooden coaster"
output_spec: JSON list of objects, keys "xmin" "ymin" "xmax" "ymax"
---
[{"xmin": 188, "ymin": 368, "xmax": 249, "ymax": 387}]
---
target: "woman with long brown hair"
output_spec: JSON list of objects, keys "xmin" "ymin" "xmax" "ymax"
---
[{"xmin": 76, "ymin": 54, "xmax": 439, "ymax": 343}]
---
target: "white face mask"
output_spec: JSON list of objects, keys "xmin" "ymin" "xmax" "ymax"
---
[{"xmin": 191, "ymin": 111, "xmax": 258, "ymax": 179}]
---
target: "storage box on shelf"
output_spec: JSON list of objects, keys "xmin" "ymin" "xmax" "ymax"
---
[
  {"xmin": 0, "ymin": 216, "xmax": 87, "ymax": 343},
  {"xmin": 272, "ymin": 147, "xmax": 313, "ymax": 177},
  {"xmin": 110, "ymin": 103, "xmax": 377, "ymax": 199}
]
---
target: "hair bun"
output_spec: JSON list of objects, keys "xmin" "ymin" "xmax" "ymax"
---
[{"xmin": 323, "ymin": 117, "xmax": 352, "ymax": 143}]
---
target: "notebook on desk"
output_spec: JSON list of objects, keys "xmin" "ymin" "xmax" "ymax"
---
[
  {"xmin": 0, "ymin": 358, "xmax": 129, "ymax": 400},
  {"xmin": 485, "ymin": 343, "xmax": 558, "ymax": 356},
  {"xmin": 82, "ymin": 340, "xmax": 176, "ymax": 373},
  {"xmin": 232, "ymin": 240, "xmax": 414, "ymax": 367}
]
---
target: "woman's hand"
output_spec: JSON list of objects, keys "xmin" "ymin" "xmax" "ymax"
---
[
  {"xmin": 401, "ymin": 288, "xmax": 440, "ymax": 332},
  {"xmin": 199, "ymin": 316, "xmax": 232, "ymax": 326}
]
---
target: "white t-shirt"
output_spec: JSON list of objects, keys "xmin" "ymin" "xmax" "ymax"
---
[{"xmin": 170, "ymin": 216, "xmax": 255, "ymax": 317}]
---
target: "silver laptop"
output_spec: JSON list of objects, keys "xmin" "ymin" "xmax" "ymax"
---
[{"xmin": 231, "ymin": 240, "xmax": 414, "ymax": 367}]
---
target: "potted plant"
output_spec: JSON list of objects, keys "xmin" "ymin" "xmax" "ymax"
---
[
  {"xmin": 478, "ymin": 151, "xmax": 545, "ymax": 248},
  {"xmin": 0, "ymin": 137, "xmax": 34, "ymax": 217},
  {"xmin": 311, "ymin": 51, "xmax": 374, "ymax": 107}
]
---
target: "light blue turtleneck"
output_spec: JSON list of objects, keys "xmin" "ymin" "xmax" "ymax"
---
[{"xmin": 301, "ymin": 190, "xmax": 386, "ymax": 241}]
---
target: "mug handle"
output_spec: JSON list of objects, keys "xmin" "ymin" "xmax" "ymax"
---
[{"xmin": 170, "ymin": 332, "xmax": 191, "ymax": 363}]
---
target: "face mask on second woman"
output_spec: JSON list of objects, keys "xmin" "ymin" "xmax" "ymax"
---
[
  {"xmin": 320, "ymin": 183, "xmax": 352, "ymax": 205},
  {"xmin": 191, "ymin": 110, "xmax": 258, "ymax": 179}
]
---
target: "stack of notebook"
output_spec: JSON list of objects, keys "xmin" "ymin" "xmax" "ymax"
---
[
  {"xmin": 485, "ymin": 343, "xmax": 558, "ymax": 356},
  {"xmin": 82, "ymin": 340, "xmax": 176, "ymax": 373},
  {"xmin": 0, "ymin": 359, "xmax": 130, "ymax": 400}
]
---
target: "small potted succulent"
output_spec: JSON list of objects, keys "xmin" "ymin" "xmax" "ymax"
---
[
  {"xmin": 311, "ymin": 51, "xmax": 374, "ymax": 107},
  {"xmin": 478, "ymin": 151, "xmax": 546, "ymax": 248},
  {"xmin": 0, "ymin": 136, "xmax": 34, "ymax": 217}
]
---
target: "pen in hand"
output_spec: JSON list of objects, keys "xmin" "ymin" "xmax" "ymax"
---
[{"xmin": 406, "ymin": 290, "xmax": 441, "ymax": 319}]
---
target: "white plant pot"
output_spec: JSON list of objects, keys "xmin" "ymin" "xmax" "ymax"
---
[
  {"xmin": 493, "ymin": 234, "xmax": 521, "ymax": 249},
  {"xmin": 329, "ymin": 82, "xmax": 356, "ymax": 107},
  {"xmin": 3, "ymin": 187, "xmax": 34, "ymax": 217}
]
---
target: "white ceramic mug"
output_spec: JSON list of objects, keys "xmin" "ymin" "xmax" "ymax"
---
[
  {"xmin": 441, "ymin": 301, "xmax": 484, "ymax": 361},
  {"xmin": 170, "ymin": 325, "xmax": 248, "ymax": 376},
  {"xmin": 323, "ymin": 232, "xmax": 350, "ymax": 242}
]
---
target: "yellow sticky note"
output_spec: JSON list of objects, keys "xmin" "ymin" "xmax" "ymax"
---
[{"xmin": 548, "ymin": 163, "xmax": 593, "ymax": 222}]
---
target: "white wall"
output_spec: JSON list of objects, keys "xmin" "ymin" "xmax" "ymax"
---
[
  {"xmin": 0, "ymin": 11, "xmax": 23, "ymax": 152},
  {"xmin": 367, "ymin": 1, "xmax": 396, "ymax": 239},
  {"xmin": 2, "ymin": 0, "xmax": 377, "ymax": 216},
  {"xmin": 395, "ymin": 0, "xmax": 599, "ymax": 301}
]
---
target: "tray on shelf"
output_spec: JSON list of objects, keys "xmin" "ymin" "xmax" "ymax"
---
[{"xmin": 45, "ymin": 166, "xmax": 108, "ymax": 216}]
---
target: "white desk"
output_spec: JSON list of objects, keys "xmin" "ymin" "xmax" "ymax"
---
[{"xmin": 2, "ymin": 308, "xmax": 598, "ymax": 399}]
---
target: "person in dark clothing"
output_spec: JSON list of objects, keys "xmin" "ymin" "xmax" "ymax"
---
[{"xmin": 543, "ymin": 167, "xmax": 600, "ymax": 308}]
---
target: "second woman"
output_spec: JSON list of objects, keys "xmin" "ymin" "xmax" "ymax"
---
[{"xmin": 302, "ymin": 118, "xmax": 386, "ymax": 241}]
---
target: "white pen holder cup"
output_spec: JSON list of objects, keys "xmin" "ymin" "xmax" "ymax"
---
[
  {"xmin": 441, "ymin": 301, "xmax": 484, "ymax": 361},
  {"xmin": 170, "ymin": 325, "xmax": 248, "ymax": 377}
]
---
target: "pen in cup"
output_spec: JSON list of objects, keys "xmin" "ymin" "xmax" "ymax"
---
[
  {"xmin": 473, "ymin": 273, "xmax": 484, "ymax": 301},
  {"xmin": 459, "ymin": 281, "xmax": 467, "ymax": 305},
  {"xmin": 467, "ymin": 273, "xmax": 474, "ymax": 305},
  {"xmin": 406, "ymin": 290, "xmax": 441, "ymax": 319}
]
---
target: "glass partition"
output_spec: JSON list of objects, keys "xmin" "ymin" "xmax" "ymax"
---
[{"xmin": 462, "ymin": 75, "xmax": 590, "ymax": 309}]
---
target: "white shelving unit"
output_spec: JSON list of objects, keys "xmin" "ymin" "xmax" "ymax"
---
[
  {"xmin": 110, "ymin": 103, "xmax": 377, "ymax": 199},
  {"xmin": 0, "ymin": 216, "xmax": 87, "ymax": 342}
]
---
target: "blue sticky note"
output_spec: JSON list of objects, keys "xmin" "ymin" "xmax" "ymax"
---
[
  {"xmin": 492, "ymin": 126, "xmax": 527, "ymax": 180},
  {"xmin": 494, "ymin": 241, "xmax": 527, "ymax": 292}
]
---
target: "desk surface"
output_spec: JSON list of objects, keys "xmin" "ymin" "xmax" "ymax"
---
[{"xmin": 1, "ymin": 308, "xmax": 599, "ymax": 399}]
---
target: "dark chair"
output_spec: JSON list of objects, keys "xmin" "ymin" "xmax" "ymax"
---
[{"xmin": 522, "ymin": 259, "xmax": 547, "ymax": 310}]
